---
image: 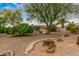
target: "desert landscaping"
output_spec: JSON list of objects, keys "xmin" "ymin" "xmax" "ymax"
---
[
  {"xmin": 25, "ymin": 33, "xmax": 79, "ymax": 56},
  {"xmin": 0, "ymin": 32, "xmax": 63, "ymax": 56},
  {"xmin": 0, "ymin": 31, "xmax": 79, "ymax": 56},
  {"xmin": 0, "ymin": 3, "xmax": 79, "ymax": 56}
]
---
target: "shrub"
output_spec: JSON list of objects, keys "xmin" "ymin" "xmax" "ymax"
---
[
  {"xmin": 66, "ymin": 22, "xmax": 78, "ymax": 33},
  {"xmin": 6, "ymin": 23, "xmax": 33, "ymax": 36},
  {"xmin": 51, "ymin": 24, "xmax": 57, "ymax": 32},
  {"xmin": 0, "ymin": 26, "xmax": 5, "ymax": 33},
  {"xmin": 5, "ymin": 27, "xmax": 13, "ymax": 35}
]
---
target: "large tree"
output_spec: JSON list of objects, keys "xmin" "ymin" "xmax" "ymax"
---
[{"xmin": 23, "ymin": 3, "xmax": 77, "ymax": 34}]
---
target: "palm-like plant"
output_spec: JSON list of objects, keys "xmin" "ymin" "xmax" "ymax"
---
[{"xmin": 57, "ymin": 18, "xmax": 69, "ymax": 28}]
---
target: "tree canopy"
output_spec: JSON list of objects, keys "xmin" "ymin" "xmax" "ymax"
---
[
  {"xmin": 0, "ymin": 9, "xmax": 22, "ymax": 27},
  {"xmin": 23, "ymin": 3, "xmax": 77, "ymax": 34}
]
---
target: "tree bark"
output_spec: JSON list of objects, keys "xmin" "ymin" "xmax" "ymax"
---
[
  {"xmin": 46, "ymin": 25, "xmax": 51, "ymax": 35},
  {"xmin": 61, "ymin": 23, "xmax": 64, "ymax": 28}
]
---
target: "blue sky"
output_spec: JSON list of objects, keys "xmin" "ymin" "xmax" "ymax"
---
[{"xmin": 0, "ymin": 3, "xmax": 21, "ymax": 10}]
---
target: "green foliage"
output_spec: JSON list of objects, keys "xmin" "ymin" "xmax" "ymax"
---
[
  {"xmin": 0, "ymin": 17, "xmax": 6, "ymax": 25},
  {"xmin": 1, "ymin": 9, "xmax": 22, "ymax": 26},
  {"xmin": 5, "ymin": 27, "xmax": 13, "ymax": 35},
  {"xmin": 66, "ymin": 22, "xmax": 78, "ymax": 33},
  {"xmin": 6, "ymin": 23, "xmax": 33, "ymax": 36},
  {"xmin": 0, "ymin": 26, "xmax": 5, "ymax": 33},
  {"xmin": 51, "ymin": 24, "xmax": 57, "ymax": 32},
  {"xmin": 57, "ymin": 18, "xmax": 69, "ymax": 28},
  {"xmin": 24, "ymin": 3, "xmax": 76, "ymax": 34}
]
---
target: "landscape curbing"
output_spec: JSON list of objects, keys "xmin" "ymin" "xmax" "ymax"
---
[
  {"xmin": 0, "ymin": 50, "xmax": 14, "ymax": 56},
  {"xmin": 24, "ymin": 38, "xmax": 56, "ymax": 55}
]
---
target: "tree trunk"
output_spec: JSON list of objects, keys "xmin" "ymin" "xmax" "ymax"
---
[
  {"xmin": 46, "ymin": 25, "xmax": 51, "ymax": 35},
  {"xmin": 61, "ymin": 23, "xmax": 64, "ymax": 28}
]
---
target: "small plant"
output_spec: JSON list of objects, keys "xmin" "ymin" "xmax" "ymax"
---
[
  {"xmin": 51, "ymin": 24, "xmax": 57, "ymax": 32},
  {"xmin": 66, "ymin": 22, "xmax": 78, "ymax": 33},
  {"xmin": 43, "ymin": 39, "xmax": 56, "ymax": 53}
]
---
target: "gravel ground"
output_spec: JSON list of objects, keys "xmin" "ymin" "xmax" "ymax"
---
[
  {"xmin": 26, "ymin": 34, "xmax": 79, "ymax": 56},
  {"xmin": 0, "ymin": 32, "xmax": 64, "ymax": 56}
]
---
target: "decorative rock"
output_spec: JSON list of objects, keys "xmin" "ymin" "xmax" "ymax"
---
[
  {"xmin": 57, "ymin": 38, "xmax": 63, "ymax": 42},
  {"xmin": 43, "ymin": 39, "xmax": 56, "ymax": 53},
  {"xmin": 0, "ymin": 50, "xmax": 14, "ymax": 56},
  {"xmin": 64, "ymin": 33, "xmax": 70, "ymax": 37},
  {"xmin": 57, "ymin": 36, "xmax": 64, "ymax": 42},
  {"xmin": 76, "ymin": 36, "xmax": 79, "ymax": 45},
  {"xmin": 64, "ymin": 34, "xmax": 69, "ymax": 37},
  {"xmin": 46, "ymin": 47, "xmax": 55, "ymax": 53},
  {"xmin": 43, "ymin": 39, "xmax": 55, "ymax": 48}
]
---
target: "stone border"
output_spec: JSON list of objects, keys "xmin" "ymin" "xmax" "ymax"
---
[
  {"xmin": 0, "ymin": 50, "xmax": 14, "ymax": 56},
  {"xmin": 24, "ymin": 34, "xmax": 68, "ymax": 55},
  {"xmin": 24, "ymin": 38, "xmax": 56, "ymax": 55}
]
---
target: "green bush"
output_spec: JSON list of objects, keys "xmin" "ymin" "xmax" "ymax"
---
[
  {"xmin": 66, "ymin": 22, "xmax": 78, "ymax": 33},
  {"xmin": 0, "ymin": 26, "xmax": 5, "ymax": 33},
  {"xmin": 6, "ymin": 23, "xmax": 33, "ymax": 36},
  {"xmin": 5, "ymin": 27, "xmax": 13, "ymax": 35},
  {"xmin": 51, "ymin": 24, "xmax": 57, "ymax": 32}
]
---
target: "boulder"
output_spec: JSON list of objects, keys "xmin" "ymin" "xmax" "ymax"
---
[
  {"xmin": 64, "ymin": 31, "xmax": 70, "ymax": 37},
  {"xmin": 57, "ymin": 38, "xmax": 63, "ymax": 42},
  {"xmin": 57, "ymin": 36, "xmax": 64, "ymax": 42},
  {"xmin": 76, "ymin": 36, "xmax": 79, "ymax": 45},
  {"xmin": 43, "ymin": 39, "xmax": 56, "ymax": 53}
]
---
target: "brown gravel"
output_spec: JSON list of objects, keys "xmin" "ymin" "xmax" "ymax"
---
[
  {"xmin": 0, "ymin": 32, "xmax": 79, "ymax": 56},
  {"xmin": 26, "ymin": 34, "xmax": 79, "ymax": 56},
  {"xmin": 0, "ymin": 32, "xmax": 64, "ymax": 56}
]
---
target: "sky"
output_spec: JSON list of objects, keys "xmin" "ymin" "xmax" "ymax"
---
[
  {"xmin": 0, "ymin": 3, "xmax": 79, "ymax": 25},
  {"xmin": 0, "ymin": 3, "xmax": 21, "ymax": 10},
  {"xmin": 0, "ymin": 3, "xmax": 40, "ymax": 25}
]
